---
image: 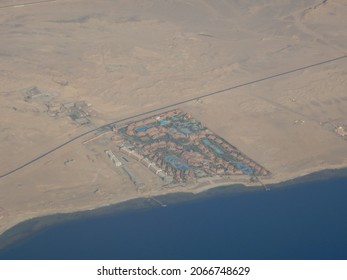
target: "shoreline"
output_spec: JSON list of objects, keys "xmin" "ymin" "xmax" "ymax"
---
[
  {"xmin": 1, "ymin": 0, "xmax": 347, "ymax": 259},
  {"xmin": 1, "ymin": 166, "xmax": 347, "ymax": 252}
]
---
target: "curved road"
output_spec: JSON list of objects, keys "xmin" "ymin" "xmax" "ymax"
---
[{"xmin": 1, "ymin": 55, "xmax": 346, "ymax": 179}]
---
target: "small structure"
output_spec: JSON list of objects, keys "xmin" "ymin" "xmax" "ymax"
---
[
  {"xmin": 293, "ymin": 119, "xmax": 305, "ymax": 125},
  {"xmin": 105, "ymin": 150, "xmax": 122, "ymax": 167},
  {"xmin": 74, "ymin": 117, "xmax": 90, "ymax": 125},
  {"xmin": 45, "ymin": 102, "xmax": 61, "ymax": 117},
  {"xmin": 61, "ymin": 102, "xmax": 75, "ymax": 110},
  {"xmin": 141, "ymin": 157, "xmax": 154, "ymax": 168},
  {"xmin": 60, "ymin": 101, "xmax": 93, "ymax": 125},
  {"xmin": 336, "ymin": 126, "xmax": 347, "ymax": 137},
  {"xmin": 21, "ymin": 86, "xmax": 58, "ymax": 101}
]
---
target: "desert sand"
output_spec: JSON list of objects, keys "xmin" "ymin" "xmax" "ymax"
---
[{"xmin": 0, "ymin": 0, "xmax": 347, "ymax": 236}]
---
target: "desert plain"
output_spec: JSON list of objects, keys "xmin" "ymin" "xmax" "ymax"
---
[{"xmin": 0, "ymin": 0, "xmax": 347, "ymax": 236}]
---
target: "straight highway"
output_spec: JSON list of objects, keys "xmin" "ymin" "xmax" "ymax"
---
[{"xmin": 1, "ymin": 55, "xmax": 346, "ymax": 179}]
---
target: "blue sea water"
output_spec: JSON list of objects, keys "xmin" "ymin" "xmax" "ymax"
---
[{"xmin": 0, "ymin": 173, "xmax": 347, "ymax": 260}]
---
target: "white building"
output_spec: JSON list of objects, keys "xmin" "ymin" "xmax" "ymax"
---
[{"xmin": 105, "ymin": 150, "xmax": 122, "ymax": 167}]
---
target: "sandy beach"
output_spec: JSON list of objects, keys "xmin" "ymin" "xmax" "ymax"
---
[{"xmin": 1, "ymin": 0, "xmax": 347, "ymax": 237}]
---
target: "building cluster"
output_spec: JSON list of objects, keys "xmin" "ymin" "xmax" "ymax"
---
[
  {"xmin": 45, "ymin": 100, "xmax": 96, "ymax": 125},
  {"xmin": 118, "ymin": 146, "xmax": 173, "ymax": 184},
  {"xmin": 112, "ymin": 109, "xmax": 270, "ymax": 184},
  {"xmin": 105, "ymin": 149, "xmax": 145, "ymax": 187},
  {"xmin": 20, "ymin": 86, "xmax": 95, "ymax": 126}
]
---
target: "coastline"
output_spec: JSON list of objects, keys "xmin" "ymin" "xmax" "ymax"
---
[
  {"xmin": 1, "ymin": 0, "xmax": 347, "ymax": 260},
  {"xmin": 1, "ymin": 166, "xmax": 347, "ymax": 252}
]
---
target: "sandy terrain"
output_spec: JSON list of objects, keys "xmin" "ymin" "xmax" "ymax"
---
[{"xmin": 0, "ymin": 0, "xmax": 346, "ymax": 236}]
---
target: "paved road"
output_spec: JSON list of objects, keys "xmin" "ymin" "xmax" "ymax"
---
[
  {"xmin": 1, "ymin": 55, "xmax": 346, "ymax": 179},
  {"xmin": 0, "ymin": 0, "xmax": 57, "ymax": 9}
]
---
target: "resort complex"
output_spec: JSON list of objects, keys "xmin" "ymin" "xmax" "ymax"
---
[{"xmin": 93, "ymin": 109, "xmax": 270, "ymax": 188}]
